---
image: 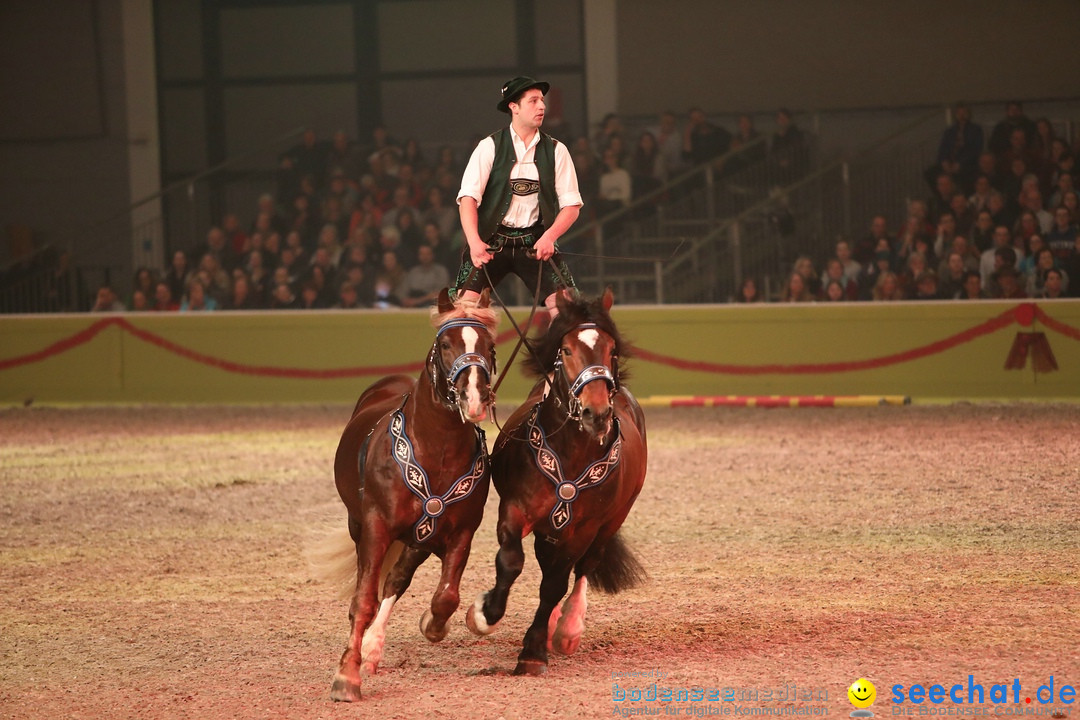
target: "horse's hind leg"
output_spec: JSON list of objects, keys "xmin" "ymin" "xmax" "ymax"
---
[
  {"xmin": 360, "ymin": 544, "xmax": 430, "ymax": 676},
  {"xmin": 515, "ymin": 538, "xmax": 575, "ymax": 676},
  {"xmin": 466, "ymin": 514, "xmax": 525, "ymax": 636},
  {"xmin": 550, "ymin": 574, "xmax": 588, "ymax": 655},
  {"xmin": 420, "ymin": 531, "xmax": 473, "ymax": 642},
  {"xmin": 331, "ymin": 517, "xmax": 390, "ymax": 702}
]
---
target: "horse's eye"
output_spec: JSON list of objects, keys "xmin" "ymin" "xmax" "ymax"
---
[
  {"xmin": 561, "ymin": 347, "xmax": 571, "ymax": 356},
  {"xmin": 439, "ymin": 341, "xmax": 450, "ymax": 351}
]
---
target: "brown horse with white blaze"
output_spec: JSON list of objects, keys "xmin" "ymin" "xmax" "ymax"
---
[
  {"xmin": 325, "ymin": 289, "xmax": 498, "ymax": 702},
  {"xmin": 465, "ymin": 288, "xmax": 648, "ymax": 676}
]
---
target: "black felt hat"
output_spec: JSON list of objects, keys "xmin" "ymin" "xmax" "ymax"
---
[{"xmin": 497, "ymin": 76, "xmax": 550, "ymax": 113}]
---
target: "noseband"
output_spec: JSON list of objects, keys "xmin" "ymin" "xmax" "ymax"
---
[
  {"xmin": 552, "ymin": 323, "xmax": 618, "ymax": 423},
  {"xmin": 430, "ymin": 318, "xmax": 496, "ymax": 415}
]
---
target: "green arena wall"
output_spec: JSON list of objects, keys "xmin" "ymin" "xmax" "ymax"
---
[{"xmin": 2, "ymin": 300, "xmax": 1078, "ymax": 405}]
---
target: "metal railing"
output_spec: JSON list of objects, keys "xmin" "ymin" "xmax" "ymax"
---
[{"xmin": 568, "ymin": 110, "xmax": 942, "ymax": 303}]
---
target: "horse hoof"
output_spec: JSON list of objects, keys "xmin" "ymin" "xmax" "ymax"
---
[
  {"xmin": 552, "ymin": 633, "xmax": 581, "ymax": 656},
  {"xmin": 465, "ymin": 593, "xmax": 496, "ymax": 636},
  {"xmin": 330, "ymin": 675, "xmax": 362, "ymax": 702},
  {"xmin": 513, "ymin": 659, "xmax": 548, "ymax": 677},
  {"xmin": 420, "ymin": 610, "xmax": 449, "ymax": 643}
]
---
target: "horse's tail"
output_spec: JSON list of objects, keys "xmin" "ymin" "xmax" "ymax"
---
[
  {"xmin": 306, "ymin": 526, "xmax": 405, "ymax": 602},
  {"xmin": 586, "ymin": 530, "xmax": 647, "ymax": 594},
  {"xmin": 306, "ymin": 525, "xmax": 358, "ymax": 601}
]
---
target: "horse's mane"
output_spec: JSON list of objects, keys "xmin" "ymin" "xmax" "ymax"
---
[
  {"xmin": 429, "ymin": 295, "xmax": 499, "ymax": 338},
  {"xmin": 523, "ymin": 293, "xmax": 631, "ymax": 378}
]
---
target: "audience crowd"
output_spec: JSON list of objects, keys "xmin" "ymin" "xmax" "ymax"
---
[{"xmin": 83, "ymin": 101, "xmax": 1078, "ymax": 313}]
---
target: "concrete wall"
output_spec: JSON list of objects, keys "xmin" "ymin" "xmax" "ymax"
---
[{"xmin": 3, "ymin": 301, "xmax": 1078, "ymax": 405}]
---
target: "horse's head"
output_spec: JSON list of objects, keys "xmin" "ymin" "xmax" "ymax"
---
[
  {"xmin": 543, "ymin": 288, "xmax": 625, "ymax": 441},
  {"xmin": 430, "ymin": 288, "xmax": 499, "ymax": 423}
]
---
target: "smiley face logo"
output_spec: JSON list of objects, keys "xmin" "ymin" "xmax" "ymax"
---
[{"xmin": 848, "ymin": 678, "xmax": 876, "ymax": 709}]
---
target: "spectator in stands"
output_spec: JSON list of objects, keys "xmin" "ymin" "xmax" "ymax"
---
[
  {"xmin": 998, "ymin": 127, "xmax": 1040, "ymax": 182},
  {"xmin": 736, "ymin": 276, "xmax": 761, "ymax": 303},
  {"xmin": 192, "ymin": 226, "xmax": 236, "ymax": 273},
  {"xmin": 855, "ymin": 215, "xmax": 892, "ymax": 264},
  {"xmin": 780, "ymin": 271, "xmax": 813, "ymax": 302},
  {"xmin": 593, "ymin": 113, "xmax": 627, "ymax": 162},
  {"xmin": 197, "ymin": 252, "xmax": 230, "ymax": 306},
  {"xmin": 834, "ymin": 239, "xmax": 861, "ymax": 285},
  {"xmin": 792, "ymin": 256, "xmax": 822, "ymax": 298},
  {"xmin": 768, "ymin": 108, "xmax": 807, "ymax": 185},
  {"xmin": 152, "ymin": 281, "xmax": 178, "ymax": 312},
  {"xmin": 895, "ymin": 210, "xmax": 934, "ymax": 270},
  {"xmin": 980, "ymin": 226, "xmax": 1015, "ymax": 290},
  {"xmin": 727, "ymin": 114, "xmax": 766, "ymax": 171},
  {"xmin": 222, "ymin": 213, "xmax": 248, "ymax": 256},
  {"xmin": 571, "ymin": 141, "xmax": 600, "ymax": 210},
  {"xmin": 939, "ymin": 252, "xmax": 969, "ymax": 300},
  {"xmin": 683, "ymin": 107, "xmax": 730, "ymax": 168},
  {"xmin": 130, "ymin": 267, "xmax": 156, "ymax": 308},
  {"xmin": 956, "ymin": 270, "xmax": 988, "ymax": 300},
  {"xmin": 969, "ymin": 208, "xmax": 995, "ymax": 253},
  {"xmin": 392, "ymin": 207, "xmax": 424, "ymax": 265},
  {"xmin": 651, "ymin": 111, "xmax": 686, "ymax": 177},
  {"xmin": 950, "ymin": 193, "xmax": 974, "ymax": 238},
  {"xmin": 629, "ymin": 131, "xmax": 666, "ymax": 200},
  {"xmin": 421, "ymin": 186, "xmax": 458, "ymax": 241},
  {"xmin": 911, "ymin": 270, "xmax": 942, "ymax": 300},
  {"xmin": 1019, "ymin": 188, "xmax": 1052, "ymax": 234},
  {"xmin": 163, "ymin": 250, "xmax": 191, "ymax": 303},
  {"xmin": 269, "ymin": 282, "xmax": 299, "ymax": 310},
  {"xmin": 991, "ymin": 265, "xmax": 1027, "ymax": 299},
  {"xmin": 1032, "ymin": 117, "xmax": 1057, "ymax": 171},
  {"xmin": 596, "ymin": 146, "xmax": 633, "ymax": 220},
  {"xmin": 1037, "ymin": 267, "xmax": 1067, "ymax": 299},
  {"xmin": 872, "ymin": 271, "xmax": 903, "ymax": 301},
  {"xmin": 927, "ymin": 173, "xmax": 958, "ymax": 222},
  {"xmin": 376, "ymin": 250, "xmax": 406, "ymax": 300},
  {"xmin": 987, "ymin": 189, "xmax": 1013, "ymax": 229},
  {"xmin": 420, "ymin": 220, "xmax": 459, "ymax": 277},
  {"xmin": 969, "ymin": 174, "xmax": 993, "ymax": 215},
  {"xmin": 1017, "ymin": 235, "xmax": 1044, "ymax": 277},
  {"xmin": 1049, "ymin": 172, "xmax": 1074, "ymax": 209},
  {"xmin": 822, "ymin": 280, "xmax": 846, "ymax": 302},
  {"xmin": 988, "ymin": 102, "xmax": 1035, "ymax": 157},
  {"xmin": 332, "ymin": 281, "xmax": 364, "ymax": 310},
  {"xmin": 898, "ymin": 251, "xmax": 929, "ymax": 297},
  {"xmin": 226, "ymin": 272, "xmax": 260, "ymax": 310},
  {"xmin": 1026, "ymin": 246, "xmax": 1068, "ymax": 297},
  {"xmin": 931, "ymin": 211, "xmax": 958, "ymax": 260},
  {"xmin": 297, "ymin": 281, "xmax": 327, "ymax": 310},
  {"xmin": 180, "ymin": 277, "xmax": 217, "ymax": 312},
  {"xmin": 927, "ymin": 102, "xmax": 984, "ymax": 194},
  {"xmin": 1045, "ymin": 205, "xmax": 1077, "ymax": 261},
  {"xmin": 326, "ymin": 130, "xmax": 356, "ymax": 181},
  {"xmin": 1062, "ymin": 190, "xmax": 1080, "ymax": 224},
  {"xmin": 400, "ymin": 244, "xmax": 450, "ymax": 308},
  {"xmin": 822, "ymin": 258, "xmax": 857, "ymax": 300},
  {"xmin": 857, "ymin": 242, "xmax": 895, "ymax": 300}
]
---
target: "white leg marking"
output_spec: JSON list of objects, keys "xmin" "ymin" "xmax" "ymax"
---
[
  {"xmin": 360, "ymin": 595, "xmax": 397, "ymax": 672},
  {"xmin": 465, "ymin": 591, "xmax": 496, "ymax": 636},
  {"xmin": 578, "ymin": 329, "xmax": 599, "ymax": 349},
  {"xmin": 552, "ymin": 576, "xmax": 588, "ymax": 655}
]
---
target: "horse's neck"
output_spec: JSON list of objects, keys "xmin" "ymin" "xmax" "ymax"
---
[
  {"xmin": 535, "ymin": 394, "xmax": 615, "ymax": 454},
  {"xmin": 409, "ymin": 365, "xmax": 469, "ymax": 434}
]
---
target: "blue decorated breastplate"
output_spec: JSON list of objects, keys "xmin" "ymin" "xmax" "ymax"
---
[
  {"xmin": 387, "ymin": 409, "xmax": 488, "ymax": 543},
  {"xmin": 527, "ymin": 411, "xmax": 622, "ymax": 531}
]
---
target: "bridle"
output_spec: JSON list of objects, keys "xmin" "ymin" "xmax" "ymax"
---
[
  {"xmin": 549, "ymin": 322, "xmax": 619, "ymax": 425},
  {"xmin": 428, "ymin": 318, "xmax": 497, "ymax": 420}
]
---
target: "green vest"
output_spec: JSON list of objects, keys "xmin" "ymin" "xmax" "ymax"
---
[{"xmin": 477, "ymin": 127, "xmax": 559, "ymax": 243}]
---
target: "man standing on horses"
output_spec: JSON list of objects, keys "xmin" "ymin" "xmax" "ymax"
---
[{"xmin": 452, "ymin": 76, "xmax": 583, "ymax": 317}]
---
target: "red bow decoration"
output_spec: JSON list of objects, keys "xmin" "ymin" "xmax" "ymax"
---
[{"xmin": 1004, "ymin": 332, "xmax": 1058, "ymax": 373}]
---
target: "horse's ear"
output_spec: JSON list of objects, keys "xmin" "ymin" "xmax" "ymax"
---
[
  {"xmin": 555, "ymin": 287, "xmax": 576, "ymax": 315},
  {"xmin": 601, "ymin": 286, "xmax": 615, "ymax": 312},
  {"xmin": 478, "ymin": 288, "xmax": 492, "ymax": 308},
  {"xmin": 437, "ymin": 287, "xmax": 454, "ymax": 313}
]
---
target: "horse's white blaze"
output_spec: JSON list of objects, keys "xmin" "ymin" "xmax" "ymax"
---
[
  {"xmin": 578, "ymin": 328, "xmax": 600, "ymax": 349},
  {"xmin": 361, "ymin": 595, "xmax": 397, "ymax": 665},
  {"xmin": 460, "ymin": 327, "xmax": 484, "ymax": 417}
]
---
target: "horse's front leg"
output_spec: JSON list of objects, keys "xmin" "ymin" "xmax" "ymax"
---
[
  {"xmin": 466, "ymin": 510, "xmax": 525, "ymax": 636},
  {"xmin": 420, "ymin": 530, "xmax": 473, "ymax": 642},
  {"xmin": 359, "ymin": 544, "xmax": 430, "ymax": 676},
  {"xmin": 515, "ymin": 537, "xmax": 575, "ymax": 676},
  {"xmin": 330, "ymin": 518, "xmax": 389, "ymax": 702}
]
